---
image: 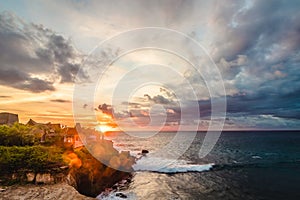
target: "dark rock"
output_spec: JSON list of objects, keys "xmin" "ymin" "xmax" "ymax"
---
[
  {"xmin": 116, "ymin": 192, "xmax": 127, "ymax": 198},
  {"xmin": 111, "ymin": 185, "xmax": 118, "ymax": 190},
  {"xmin": 141, "ymin": 149, "xmax": 149, "ymax": 154},
  {"xmin": 67, "ymin": 140, "xmax": 135, "ymax": 197}
]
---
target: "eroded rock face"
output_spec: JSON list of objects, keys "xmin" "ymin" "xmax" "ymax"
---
[
  {"xmin": 0, "ymin": 183, "xmax": 94, "ymax": 200},
  {"xmin": 0, "ymin": 140, "xmax": 135, "ymax": 198},
  {"xmin": 66, "ymin": 140, "xmax": 135, "ymax": 197},
  {"xmin": 35, "ymin": 173, "xmax": 54, "ymax": 184},
  {"xmin": 26, "ymin": 172, "xmax": 35, "ymax": 182},
  {"xmin": 1, "ymin": 170, "xmax": 67, "ymax": 185}
]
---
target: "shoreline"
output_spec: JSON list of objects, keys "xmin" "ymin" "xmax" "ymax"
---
[{"xmin": 0, "ymin": 139, "xmax": 135, "ymax": 198}]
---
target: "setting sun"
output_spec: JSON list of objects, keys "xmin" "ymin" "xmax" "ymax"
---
[
  {"xmin": 0, "ymin": 1, "xmax": 300, "ymax": 199},
  {"xmin": 95, "ymin": 125, "xmax": 113, "ymax": 133}
]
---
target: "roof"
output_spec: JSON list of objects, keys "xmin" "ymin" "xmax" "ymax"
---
[
  {"xmin": 27, "ymin": 119, "xmax": 38, "ymax": 126},
  {"xmin": 66, "ymin": 127, "xmax": 79, "ymax": 136},
  {"xmin": 47, "ymin": 123, "xmax": 61, "ymax": 129}
]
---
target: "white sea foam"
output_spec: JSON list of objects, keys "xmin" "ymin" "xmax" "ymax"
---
[
  {"xmin": 109, "ymin": 139, "xmax": 143, "ymax": 157},
  {"xmin": 133, "ymin": 156, "xmax": 214, "ymax": 173},
  {"xmin": 252, "ymin": 155, "xmax": 262, "ymax": 159},
  {"xmin": 97, "ymin": 192, "xmax": 137, "ymax": 200},
  {"xmin": 109, "ymin": 137, "xmax": 214, "ymax": 173},
  {"xmin": 97, "ymin": 158, "xmax": 213, "ymax": 199}
]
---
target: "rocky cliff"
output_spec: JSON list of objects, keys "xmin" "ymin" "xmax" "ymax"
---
[
  {"xmin": 0, "ymin": 140, "xmax": 135, "ymax": 198},
  {"xmin": 0, "ymin": 183, "xmax": 94, "ymax": 200},
  {"xmin": 65, "ymin": 140, "xmax": 135, "ymax": 197}
]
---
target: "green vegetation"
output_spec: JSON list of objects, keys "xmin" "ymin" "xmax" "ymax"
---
[
  {"xmin": 0, "ymin": 123, "xmax": 66, "ymax": 177},
  {"xmin": 0, "ymin": 146, "xmax": 64, "ymax": 175},
  {"xmin": 0, "ymin": 123, "xmax": 38, "ymax": 146}
]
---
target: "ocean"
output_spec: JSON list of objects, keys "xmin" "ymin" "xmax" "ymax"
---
[{"xmin": 99, "ymin": 131, "xmax": 300, "ymax": 200}]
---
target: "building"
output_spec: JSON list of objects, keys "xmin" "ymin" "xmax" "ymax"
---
[
  {"xmin": 27, "ymin": 118, "xmax": 38, "ymax": 126},
  {"xmin": 63, "ymin": 125, "xmax": 84, "ymax": 148},
  {"xmin": 0, "ymin": 112, "xmax": 19, "ymax": 125},
  {"xmin": 26, "ymin": 119, "xmax": 84, "ymax": 148},
  {"xmin": 26, "ymin": 119, "xmax": 65, "ymax": 143}
]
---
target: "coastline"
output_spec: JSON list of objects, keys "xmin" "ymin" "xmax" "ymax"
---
[{"xmin": 0, "ymin": 140, "xmax": 135, "ymax": 198}]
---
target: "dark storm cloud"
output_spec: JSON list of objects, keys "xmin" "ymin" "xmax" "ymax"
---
[
  {"xmin": 63, "ymin": 0, "xmax": 299, "ymax": 128},
  {"xmin": 1, "ymin": 1, "xmax": 299, "ymax": 128},
  {"xmin": 210, "ymin": 0, "xmax": 300, "ymax": 61},
  {"xmin": 179, "ymin": 0, "xmax": 300, "ymax": 127},
  {"xmin": 144, "ymin": 94, "xmax": 171, "ymax": 104},
  {"xmin": 0, "ymin": 68, "xmax": 55, "ymax": 92},
  {"xmin": 195, "ymin": 0, "xmax": 300, "ymax": 86},
  {"xmin": 45, "ymin": 34, "xmax": 88, "ymax": 83},
  {"xmin": 197, "ymin": 91, "xmax": 300, "ymax": 121},
  {"xmin": 89, "ymin": 0, "xmax": 300, "ymax": 128},
  {"xmin": 0, "ymin": 12, "xmax": 88, "ymax": 92}
]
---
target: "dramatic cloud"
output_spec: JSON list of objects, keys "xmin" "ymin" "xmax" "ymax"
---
[
  {"xmin": 97, "ymin": 103, "xmax": 114, "ymax": 117},
  {"xmin": 0, "ymin": 69, "xmax": 55, "ymax": 92},
  {"xmin": 1, "ymin": 0, "xmax": 300, "ymax": 128},
  {"xmin": 113, "ymin": 88, "xmax": 181, "ymax": 127},
  {"xmin": 182, "ymin": 0, "xmax": 300, "ymax": 128},
  {"xmin": 0, "ymin": 11, "xmax": 88, "ymax": 93},
  {"xmin": 144, "ymin": 94, "xmax": 171, "ymax": 105}
]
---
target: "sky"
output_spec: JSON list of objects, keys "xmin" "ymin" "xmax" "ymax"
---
[{"xmin": 0, "ymin": 0, "xmax": 299, "ymax": 130}]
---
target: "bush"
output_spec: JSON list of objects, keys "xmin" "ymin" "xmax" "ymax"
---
[
  {"xmin": 0, "ymin": 146, "xmax": 65, "ymax": 174},
  {"xmin": 0, "ymin": 123, "xmax": 39, "ymax": 146}
]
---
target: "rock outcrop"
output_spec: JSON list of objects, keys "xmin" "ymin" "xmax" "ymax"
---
[
  {"xmin": 0, "ymin": 139, "xmax": 135, "ymax": 198},
  {"xmin": 66, "ymin": 140, "xmax": 135, "ymax": 197},
  {"xmin": 0, "ymin": 183, "xmax": 94, "ymax": 200},
  {"xmin": 0, "ymin": 168, "xmax": 68, "ymax": 185}
]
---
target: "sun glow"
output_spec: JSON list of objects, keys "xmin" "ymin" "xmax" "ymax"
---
[{"xmin": 95, "ymin": 125, "xmax": 113, "ymax": 133}]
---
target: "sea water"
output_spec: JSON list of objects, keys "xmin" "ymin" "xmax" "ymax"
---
[{"xmin": 100, "ymin": 131, "xmax": 300, "ymax": 200}]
